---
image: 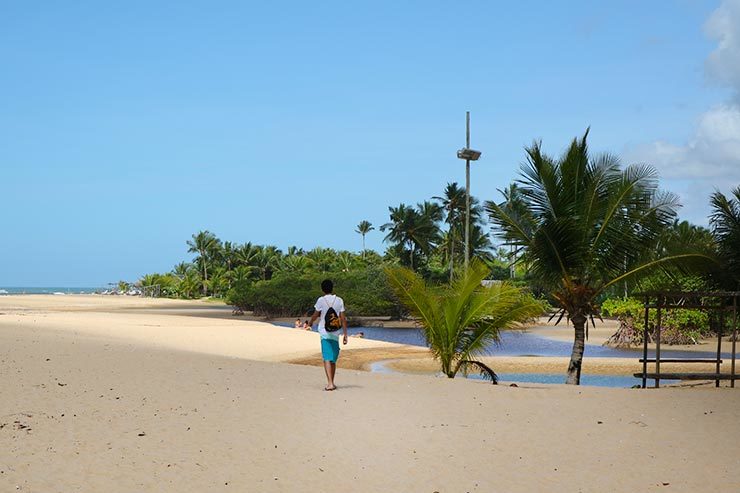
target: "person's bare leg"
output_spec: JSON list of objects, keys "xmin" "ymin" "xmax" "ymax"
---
[
  {"xmin": 323, "ymin": 360, "xmax": 335, "ymax": 390},
  {"xmin": 330, "ymin": 362, "xmax": 337, "ymax": 387}
]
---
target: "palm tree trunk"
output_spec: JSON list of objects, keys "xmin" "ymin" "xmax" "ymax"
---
[
  {"xmin": 449, "ymin": 236, "xmax": 455, "ymax": 281},
  {"xmin": 566, "ymin": 312, "xmax": 586, "ymax": 384},
  {"xmin": 362, "ymin": 234, "xmax": 366, "ymax": 259},
  {"xmin": 202, "ymin": 254, "xmax": 208, "ymax": 296}
]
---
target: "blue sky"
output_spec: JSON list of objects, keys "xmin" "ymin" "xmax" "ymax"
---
[{"xmin": 2, "ymin": 0, "xmax": 738, "ymax": 286}]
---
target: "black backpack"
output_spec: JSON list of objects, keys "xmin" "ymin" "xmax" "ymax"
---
[{"xmin": 324, "ymin": 296, "xmax": 342, "ymax": 332}]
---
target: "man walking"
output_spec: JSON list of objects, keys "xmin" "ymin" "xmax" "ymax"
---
[{"xmin": 308, "ymin": 279, "xmax": 348, "ymax": 391}]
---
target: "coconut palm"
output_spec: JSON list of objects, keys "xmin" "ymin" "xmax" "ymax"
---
[
  {"xmin": 385, "ymin": 260, "xmax": 544, "ymax": 380},
  {"xmin": 172, "ymin": 262, "xmax": 193, "ymax": 279},
  {"xmin": 186, "ymin": 230, "xmax": 221, "ymax": 295},
  {"xmin": 279, "ymin": 253, "xmax": 312, "ymax": 273},
  {"xmin": 306, "ymin": 247, "xmax": 336, "ymax": 273},
  {"xmin": 381, "ymin": 202, "xmax": 441, "ymax": 270},
  {"xmin": 710, "ymin": 186, "xmax": 740, "ymax": 288},
  {"xmin": 355, "ymin": 220, "xmax": 374, "ymax": 258},
  {"xmin": 253, "ymin": 245, "xmax": 281, "ymax": 280},
  {"xmin": 435, "ymin": 183, "xmax": 490, "ymax": 278},
  {"xmin": 486, "ymin": 130, "xmax": 710, "ymax": 384},
  {"xmin": 336, "ymin": 251, "xmax": 356, "ymax": 272},
  {"xmin": 435, "ymin": 183, "xmax": 466, "ymax": 278}
]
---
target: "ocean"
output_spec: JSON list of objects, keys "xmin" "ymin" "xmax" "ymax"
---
[{"xmin": 0, "ymin": 287, "xmax": 102, "ymax": 295}]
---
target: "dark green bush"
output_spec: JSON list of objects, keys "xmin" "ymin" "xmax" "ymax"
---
[
  {"xmin": 601, "ymin": 297, "xmax": 710, "ymax": 345},
  {"xmin": 225, "ymin": 267, "xmax": 399, "ymax": 318}
]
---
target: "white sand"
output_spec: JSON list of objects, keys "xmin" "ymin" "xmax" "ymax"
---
[{"xmin": 1, "ymin": 296, "xmax": 739, "ymax": 492}]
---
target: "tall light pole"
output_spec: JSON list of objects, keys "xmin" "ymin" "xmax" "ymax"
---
[{"xmin": 457, "ymin": 111, "xmax": 481, "ymax": 271}]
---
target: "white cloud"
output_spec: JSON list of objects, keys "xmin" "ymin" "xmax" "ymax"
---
[
  {"xmin": 626, "ymin": 104, "xmax": 740, "ymax": 181},
  {"xmin": 704, "ymin": 0, "xmax": 740, "ymax": 91},
  {"xmin": 626, "ymin": 0, "xmax": 740, "ymax": 223}
]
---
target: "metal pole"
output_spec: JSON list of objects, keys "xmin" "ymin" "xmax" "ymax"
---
[{"xmin": 465, "ymin": 111, "xmax": 471, "ymax": 271}]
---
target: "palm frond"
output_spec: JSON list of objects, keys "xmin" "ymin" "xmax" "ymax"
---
[{"xmin": 457, "ymin": 360, "xmax": 498, "ymax": 384}]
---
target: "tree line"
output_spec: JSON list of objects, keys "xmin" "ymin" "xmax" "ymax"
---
[
  {"xmin": 139, "ymin": 181, "xmax": 512, "ymax": 300},
  {"xmin": 138, "ymin": 130, "xmax": 740, "ymax": 384}
]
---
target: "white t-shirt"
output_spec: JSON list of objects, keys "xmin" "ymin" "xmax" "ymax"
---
[{"xmin": 314, "ymin": 294, "xmax": 345, "ymax": 340}]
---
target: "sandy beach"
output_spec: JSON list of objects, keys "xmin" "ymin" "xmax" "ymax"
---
[{"xmin": 2, "ymin": 295, "xmax": 739, "ymax": 492}]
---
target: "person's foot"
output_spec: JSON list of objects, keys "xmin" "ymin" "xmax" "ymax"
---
[{"xmin": 324, "ymin": 385, "xmax": 337, "ymax": 391}]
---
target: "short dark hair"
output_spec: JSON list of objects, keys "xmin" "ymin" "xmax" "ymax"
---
[{"xmin": 321, "ymin": 279, "xmax": 333, "ymax": 294}]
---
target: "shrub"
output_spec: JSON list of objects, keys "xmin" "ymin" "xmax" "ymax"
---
[
  {"xmin": 601, "ymin": 297, "xmax": 710, "ymax": 346},
  {"xmin": 225, "ymin": 266, "xmax": 400, "ymax": 318}
]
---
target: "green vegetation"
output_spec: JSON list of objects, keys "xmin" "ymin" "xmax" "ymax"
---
[
  {"xmin": 139, "ymin": 182, "xmax": 505, "ymax": 316},
  {"xmin": 137, "ymin": 132, "xmax": 736, "ymax": 388},
  {"xmin": 601, "ymin": 297, "xmax": 710, "ymax": 346},
  {"xmin": 226, "ymin": 267, "xmax": 397, "ymax": 318},
  {"xmin": 386, "ymin": 261, "xmax": 544, "ymax": 380},
  {"xmin": 710, "ymin": 186, "xmax": 740, "ymax": 289},
  {"xmin": 486, "ymin": 130, "xmax": 713, "ymax": 384}
]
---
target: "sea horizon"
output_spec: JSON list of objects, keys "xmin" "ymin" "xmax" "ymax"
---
[{"xmin": 0, "ymin": 287, "xmax": 103, "ymax": 295}]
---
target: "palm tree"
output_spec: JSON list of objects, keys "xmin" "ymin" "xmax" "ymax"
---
[
  {"xmin": 172, "ymin": 262, "xmax": 193, "ymax": 279},
  {"xmin": 306, "ymin": 247, "xmax": 336, "ymax": 273},
  {"xmin": 710, "ymin": 186, "xmax": 740, "ymax": 288},
  {"xmin": 279, "ymin": 253, "xmax": 312, "ymax": 273},
  {"xmin": 435, "ymin": 183, "xmax": 491, "ymax": 278},
  {"xmin": 336, "ymin": 251, "xmax": 356, "ymax": 272},
  {"xmin": 234, "ymin": 242, "xmax": 261, "ymax": 280},
  {"xmin": 385, "ymin": 260, "xmax": 544, "ymax": 380},
  {"xmin": 486, "ymin": 130, "xmax": 710, "ymax": 384},
  {"xmin": 355, "ymin": 220, "xmax": 374, "ymax": 258},
  {"xmin": 186, "ymin": 231, "xmax": 221, "ymax": 295},
  {"xmin": 253, "ymin": 245, "xmax": 281, "ymax": 280},
  {"xmin": 435, "ymin": 183, "xmax": 466, "ymax": 278},
  {"xmin": 381, "ymin": 203, "xmax": 441, "ymax": 270}
]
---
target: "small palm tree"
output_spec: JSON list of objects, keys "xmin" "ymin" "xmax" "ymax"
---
[
  {"xmin": 385, "ymin": 260, "xmax": 544, "ymax": 380},
  {"xmin": 355, "ymin": 220, "xmax": 374, "ymax": 258}
]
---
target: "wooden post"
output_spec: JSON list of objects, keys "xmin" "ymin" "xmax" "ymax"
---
[
  {"xmin": 655, "ymin": 298, "xmax": 662, "ymax": 389},
  {"xmin": 732, "ymin": 295, "xmax": 737, "ymax": 389},
  {"xmin": 642, "ymin": 296, "xmax": 650, "ymax": 389},
  {"xmin": 717, "ymin": 311, "xmax": 724, "ymax": 388}
]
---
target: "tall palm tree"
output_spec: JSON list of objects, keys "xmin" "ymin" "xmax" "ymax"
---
[
  {"xmin": 435, "ymin": 183, "xmax": 490, "ymax": 278},
  {"xmin": 435, "ymin": 183, "xmax": 466, "ymax": 279},
  {"xmin": 186, "ymin": 230, "xmax": 221, "ymax": 295},
  {"xmin": 710, "ymin": 186, "xmax": 740, "ymax": 288},
  {"xmin": 385, "ymin": 260, "xmax": 544, "ymax": 380},
  {"xmin": 486, "ymin": 130, "xmax": 710, "ymax": 384},
  {"xmin": 234, "ymin": 242, "xmax": 260, "ymax": 279},
  {"xmin": 355, "ymin": 220, "xmax": 374, "ymax": 258},
  {"xmin": 381, "ymin": 202, "xmax": 441, "ymax": 270}
]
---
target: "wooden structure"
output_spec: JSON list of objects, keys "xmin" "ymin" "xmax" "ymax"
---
[{"xmin": 634, "ymin": 291, "xmax": 738, "ymax": 388}]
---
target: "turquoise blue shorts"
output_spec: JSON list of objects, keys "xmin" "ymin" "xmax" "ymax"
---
[{"xmin": 321, "ymin": 338, "xmax": 340, "ymax": 363}]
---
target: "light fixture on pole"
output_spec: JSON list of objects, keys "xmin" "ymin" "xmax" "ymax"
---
[{"xmin": 456, "ymin": 111, "xmax": 481, "ymax": 271}]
